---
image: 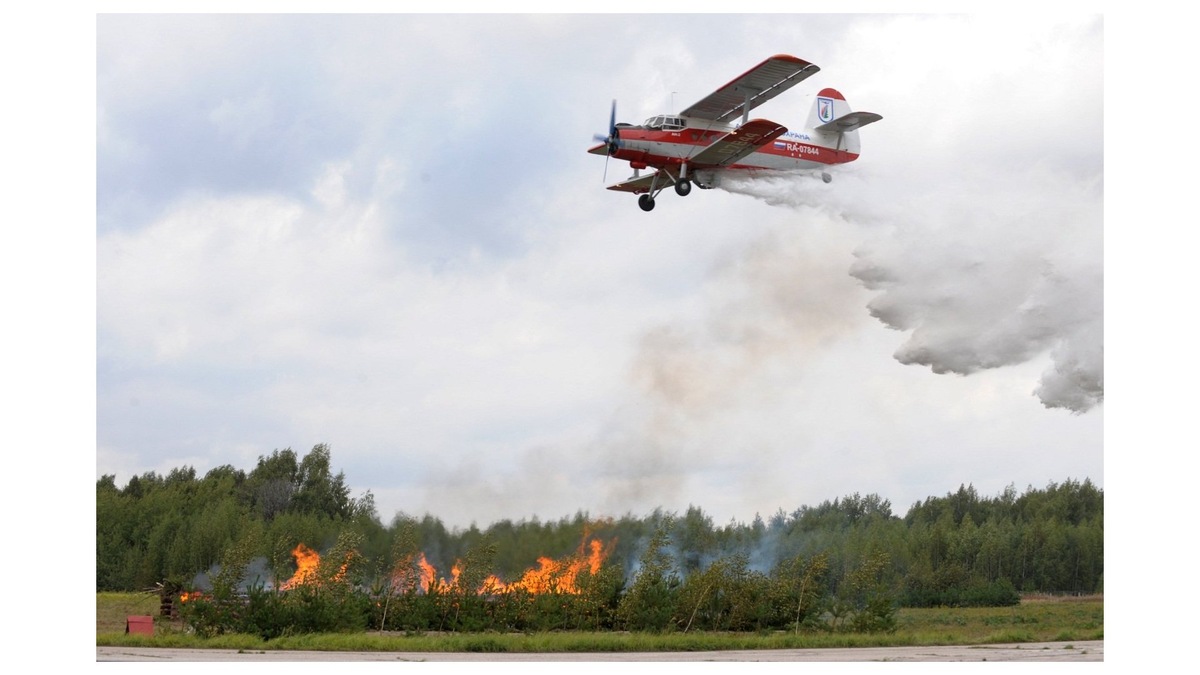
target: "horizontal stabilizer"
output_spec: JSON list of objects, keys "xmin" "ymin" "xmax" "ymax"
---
[{"xmin": 815, "ymin": 111, "xmax": 883, "ymax": 133}]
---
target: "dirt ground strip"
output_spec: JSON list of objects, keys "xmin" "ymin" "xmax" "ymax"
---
[{"xmin": 98, "ymin": 639, "xmax": 1102, "ymax": 662}]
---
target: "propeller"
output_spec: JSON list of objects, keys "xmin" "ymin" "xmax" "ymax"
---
[
  {"xmin": 592, "ymin": 99, "xmax": 622, "ymax": 154},
  {"xmin": 592, "ymin": 99, "xmax": 622, "ymax": 182}
]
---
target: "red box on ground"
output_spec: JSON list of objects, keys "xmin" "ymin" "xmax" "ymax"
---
[{"xmin": 125, "ymin": 615, "xmax": 153, "ymax": 635}]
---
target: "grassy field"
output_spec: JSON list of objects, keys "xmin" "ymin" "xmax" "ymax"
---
[
  {"xmin": 893, "ymin": 595, "xmax": 1102, "ymax": 645},
  {"xmin": 96, "ymin": 592, "xmax": 1102, "ymax": 653},
  {"xmin": 96, "ymin": 591, "xmax": 160, "ymax": 635}
]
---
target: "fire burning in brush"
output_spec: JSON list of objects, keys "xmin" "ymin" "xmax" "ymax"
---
[
  {"xmin": 180, "ymin": 535, "xmax": 617, "ymax": 600},
  {"xmin": 486, "ymin": 538, "xmax": 614, "ymax": 594},
  {"xmin": 279, "ymin": 543, "xmax": 321, "ymax": 590},
  {"xmin": 394, "ymin": 537, "xmax": 616, "ymax": 596},
  {"xmin": 279, "ymin": 543, "xmax": 351, "ymax": 590}
]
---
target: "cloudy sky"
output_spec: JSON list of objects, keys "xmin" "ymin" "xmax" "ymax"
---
[{"xmin": 90, "ymin": 11, "xmax": 1108, "ymax": 529}]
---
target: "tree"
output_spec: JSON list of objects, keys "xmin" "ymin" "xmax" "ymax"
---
[
  {"xmin": 376, "ymin": 517, "xmax": 422, "ymax": 631},
  {"xmin": 293, "ymin": 444, "xmax": 352, "ymax": 519},
  {"xmin": 440, "ymin": 538, "xmax": 498, "ymax": 631},
  {"xmin": 837, "ymin": 551, "xmax": 897, "ymax": 633},
  {"xmin": 617, "ymin": 518, "xmax": 680, "ymax": 631},
  {"xmin": 179, "ymin": 532, "xmax": 261, "ymax": 637},
  {"xmin": 673, "ymin": 505, "xmax": 715, "ymax": 576},
  {"xmin": 247, "ymin": 449, "xmax": 298, "ymax": 520},
  {"xmin": 676, "ymin": 552, "xmax": 768, "ymax": 632},
  {"xmin": 772, "ymin": 551, "xmax": 829, "ymax": 633},
  {"xmin": 571, "ymin": 561, "xmax": 625, "ymax": 631}
]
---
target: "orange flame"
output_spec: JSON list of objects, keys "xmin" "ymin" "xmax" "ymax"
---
[
  {"xmin": 488, "ymin": 538, "xmax": 614, "ymax": 595},
  {"xmin": 278, "ymin": 543, "xmax": 350, "ymax": 590},
  {"xmin": 388, "ymin": 553, "xmax": 423, "ymax": 593},
  {"xmin": 420, "ymin": 554, "xmax": 462, "ymax": 594},
  {"xmin": 279, "ymin": 543, "xmax": 321, "ymax": 590},
  {"xmin": 388, "ymin": 552, "xmax": 457, "ymax": 593},
  {"xmin": 395, "ymin": 537, "xmax": 615, "ymax": 596}
]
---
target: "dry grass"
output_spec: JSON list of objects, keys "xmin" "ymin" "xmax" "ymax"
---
[{"xmin": 96, "ymin": 591, "xmax": 160, "ymax": 635}]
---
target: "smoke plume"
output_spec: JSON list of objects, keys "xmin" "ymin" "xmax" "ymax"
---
[
  {"xmin": 721, "ymin": 167, "xmax": 1104, "ymax": 413},
  {"xmin": 589, "ymin": 197, "xmax": 872, "ymax": 512}
]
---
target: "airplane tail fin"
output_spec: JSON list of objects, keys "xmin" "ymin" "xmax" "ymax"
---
[{"xmin": 806, "ymin": 88, "xmax": 882, "ymax": 157}]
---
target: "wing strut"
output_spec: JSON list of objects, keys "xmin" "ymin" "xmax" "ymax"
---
[{"xmin": 737, "ymin": 86, "xmax": 760, "ymax": 127}]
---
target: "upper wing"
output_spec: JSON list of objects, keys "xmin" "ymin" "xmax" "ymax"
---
[
  {"xmin": 687, "ymin": 118, "xmax": 788, "ymax": 167},
  {"xmin": 680, "ymin": 54, "xmax": 819, "ymax": 125}
]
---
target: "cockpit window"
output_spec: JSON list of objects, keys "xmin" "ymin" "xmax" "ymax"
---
[{"xmin": 644, "ymin": 115, "xmax": 685, "ymax": 130}]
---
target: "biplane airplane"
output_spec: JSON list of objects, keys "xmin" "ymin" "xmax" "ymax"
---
[{"xmin": 589, "ymin": 54, "xmax": 881, "ymax": 211}]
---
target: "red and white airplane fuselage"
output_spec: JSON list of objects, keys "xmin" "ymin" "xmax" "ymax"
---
[{"xmin": 589, "ymin": 55, "xmax": 880, "ymax": 211}]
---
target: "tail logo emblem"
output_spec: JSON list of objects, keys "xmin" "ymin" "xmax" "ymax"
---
[{"xmin": 817, "ymin": 97, "xmax": 835, "ymax": 123}]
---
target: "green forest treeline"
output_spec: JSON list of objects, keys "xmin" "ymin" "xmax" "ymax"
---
[{"xmin": 97, "ymin": 444, "xmax": 1102, "ymax": 613}]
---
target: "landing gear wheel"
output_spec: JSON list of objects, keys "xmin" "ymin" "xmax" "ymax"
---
[
  {"xmin": 674, "ymin": 179, "xmax": 692, "ymax": 197},
  {"xmin": 821, "ymin": 172, "xmax": 832, "ymax": 184},
  {"xmin": 638, "ymin": 194, "xmax": 656, "ymax": 212}
]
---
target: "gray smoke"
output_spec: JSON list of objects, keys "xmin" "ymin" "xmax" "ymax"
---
[
  {"xmin": 189, "ymin": 556, "xmax": 275, "ymax": 591},
  {"xmin": 630, "ymin": 222, "xmax": 867, "ymax": 414},
  {"xmin": 591, "ymin": 202, "xmax": 872, "ymax": 512}
]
